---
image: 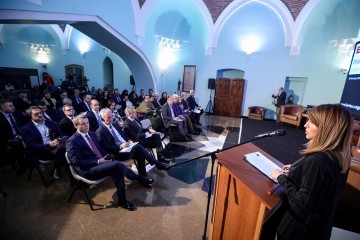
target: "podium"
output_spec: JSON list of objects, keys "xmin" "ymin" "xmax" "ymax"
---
[{"xmin": 209, "ymin": 143, "xmax": 284, "ymax": 240}]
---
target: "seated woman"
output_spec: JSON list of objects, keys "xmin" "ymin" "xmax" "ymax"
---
[{"xmin": 107, "ymin": 99, "xmax": 124, "ymax": 127}]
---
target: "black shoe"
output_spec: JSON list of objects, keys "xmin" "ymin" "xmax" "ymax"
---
[
  {"xmin": 138, "ymin": 177, "xmax": 154, "ymax": 188},
  {"xmin": 118, "ymin": 200, "xmax": 136, "ymax": 211},
  {"xmin": 158, "ymin": 156, "xmax": 171, "ymax": 164},
  {"xmin": 156, "ymin": 163, "xmax": 169, "ymax": 170}
]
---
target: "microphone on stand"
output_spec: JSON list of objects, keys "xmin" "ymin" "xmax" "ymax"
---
[{"xmin": 255, "ymin": 129, "xmax": 286, "ymax": 138}]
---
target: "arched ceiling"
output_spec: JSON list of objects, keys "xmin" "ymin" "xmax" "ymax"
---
[{"xmin": 138, "ymin": 0, "xmax": 309, "ymax": 22}]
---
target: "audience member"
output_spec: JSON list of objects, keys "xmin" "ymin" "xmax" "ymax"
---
[
  {"xmin": 21, "ymin": 106, "xmax": 67, "ymax": 179},
  {"xmin": 136, "ymin": 95, "xmax": 162, "ymax": 130},
  {"xmin": 77, "ymin": 93, "xmax": 92, "ymax": 113},
  {"xmin": 107, "ymin": 99, "xmax": 124, "ymax": 127},
  {"xmin": 59, "ymin": 104, "xmax": 76, "ymax": 137},
  {"xmin": 0, "ymin": 99, "xmax": 26, "ymax": 175},
  {"xmin": 12, "ymin": 91, "xmax": 32, "ymax": 113},
  {"xmin": 162, "ymin": 96, "xmax": 191, "ymax": 142},
  {"xmin": 159, "ymin": 92, "xmax": 168, "ymax": 106},
  {"xmin": 66, "ymin": 114, "xmax": 155, "ymax": 211},
  {"xmin": 187, "ymin": 90, "xmax": 203, "ymax": 125},
  {"xmin": 86, "ymin": 99, "xmax": 102, "ymax": 132}
]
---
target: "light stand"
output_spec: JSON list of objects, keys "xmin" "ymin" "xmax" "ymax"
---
[{"xmin": 204, "ymin": 88, "xmax": 214, "ymax": 114}]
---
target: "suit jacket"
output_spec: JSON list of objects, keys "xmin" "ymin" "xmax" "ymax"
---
[
  {"xmin": 112, "ymin": 95, "xmax": 122, "ymax": 105},
  {"xmin": 277, "ymin": 152, "xmax": 347, "ymax": 239},
  {"xmin": 123, "ymin": 117, "xmax": 146, "ymax": 142},
  {"xmin": 276, "ymin": 91, "xmax": 286, "ymax": 107},
  {"xmin": 77, "ymin": 101, "xmax": 91, "ymax": 113},
  {"xmin": 59, "ymin": 116, "xmax": 76, "ymax": 137},
  {"xmin": 21, "ymin": 119, "xmax": 64, "ymax": 161},
  {"xmin": 161, "ymin": 103, "xmax": 174, "ymax": 128},
  {"xmin": 66, "ymin": 131, "xmax": 107, "ymax": 173},
  {"xmin": 187, "ymin": 95, "xmax": 199, "ymax": 110},
  {"xmin": 0, "ymin": 111, "xmax": 26, "ymax": 144},
  {"xmin": 95, "ymin": 124, "xmax": 129, "ymax": 155},
  {"xmin": 181, "ymin": 99, "xmax": 190, "ymax": 111},
  {"xmin": 86, "ymin": 110, "xmax": 100, "ymax": 132}
]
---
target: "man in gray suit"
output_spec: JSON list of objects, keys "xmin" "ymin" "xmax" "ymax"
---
[{"xmin": 162, "ymin": 96, "xmax": 191, "ymax": 142}]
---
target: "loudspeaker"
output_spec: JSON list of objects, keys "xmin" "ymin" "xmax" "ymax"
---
[
  {"xmin": 208, "ymin": 78, "xmax": 215, "ymax": 89},
  {"xmin": 130, "ymin": 75, "xmax": 135, "ymax": 85}
]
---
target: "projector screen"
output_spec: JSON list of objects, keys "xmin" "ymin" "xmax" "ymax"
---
[{"xmin": 340, "ymin": 41, "xmax": 360, "ymax": 119}]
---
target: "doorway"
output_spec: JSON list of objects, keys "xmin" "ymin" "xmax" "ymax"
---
[
  {"xmin": 103, "ymin": 57, "xmax": 114, "ymax": 89},
  {"xmin": 284, "ymin": 77, "xmax": 307, "ymax": 105}
]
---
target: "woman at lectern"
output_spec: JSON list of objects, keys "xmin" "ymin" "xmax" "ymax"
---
[{"xmin": 271, "ymin": 104, "xmax": 352, "ymax": 240}]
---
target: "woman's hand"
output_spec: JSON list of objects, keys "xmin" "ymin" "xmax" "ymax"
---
[{"xmin": 271, "ymin": 169, "xmax": 283, "ymax": 180}]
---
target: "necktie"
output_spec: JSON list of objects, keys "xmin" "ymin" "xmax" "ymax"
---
[
  {"xmin": 110, "ymin": 125, "xmax": 123, "ymax": 144},
  {"xmin": 85, "ymin": 134, "xmax": 102, "ymax": 159},
  {"xmin": 76, "ymin": 96, "xmax": 81, "ymax": 104},
  {"xmin": 9, "ymin": 114, "xmax": 20, "ymax": 135},
  {"xmin": 134, "ymin": 119, "xmax": 142, "ymax": 130},
  {"xmin": 86, "ymin": 103, "xmax": 91, "ymax": 111},
  {"xmin": 96, "ymin": 112, "xmax": 102, "ymax": 125}
]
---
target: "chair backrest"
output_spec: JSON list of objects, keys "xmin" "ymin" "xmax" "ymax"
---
[{"xmin": 140, "ymin": 119, "xmax": 152, "ymax": 130}]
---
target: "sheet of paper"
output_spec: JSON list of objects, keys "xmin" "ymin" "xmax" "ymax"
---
[
  {"xmin": 119, "ymin": 142, "xmax": 138, "ymax": 153},
  {"xmin": 244, "ymin": 151, "xmax": 283, "ymax": 182}
]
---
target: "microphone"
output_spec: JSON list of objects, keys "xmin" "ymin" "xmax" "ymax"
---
[{"xmin": 255, "ymin": 129, "xmax": 286, "ymax": 138}]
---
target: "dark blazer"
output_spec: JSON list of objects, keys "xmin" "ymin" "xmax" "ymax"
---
[
  {"xmin": 122, "ymin": 117, "xmax": 146, "ymax": 142},
  {"xmin": 66, "ymin": 131, "xmax": 107, "ymax": 173},
  {"xmin": 161, "ymin": 103, "xmax": 174, "ymax": 128},
  {"xmin": 59, "ymin": 116, "xmax": 76, "ymax": 137},
  {"xmin": 187, "ymin": 95, "xmax": 199, "ymax": 110},
  {"xmin": 86, "ymin": 110, "xmax": 100, "ymax": 132},
  {"xmin": 95, "ymin": 124, "xmax": 129, "ymax": 155},
  {"xmin": 277, "ymin": 152, "xmax": 347, "ymax": 240},
  {"xmin": 77, "ymin": 101, "xmax": 91, "ymax": 113},
  {"xmin": 112, "ymin": 95, "xmax": 122, "ymax": 105},
  {"xmin": 21, "ymin": 119, "xmax": 64, "ymax": 161},
  {"xmin": 276, "ymin": 91, "xmax": 286, "ymax": 107},
  {"xmin": 181, "ymin": 99, "xmax": 190, "ymax": 111},
  {"xmin": 0, "ymin": 111, "xmax": 26, "ymax": 144}
]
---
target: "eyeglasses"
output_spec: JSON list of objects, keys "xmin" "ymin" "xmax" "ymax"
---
[
  {"xmin": 65, "ymin": 109, "xmax": 74, "ymax": 111},
  {"xmin": 32, "ymin": 112, "xmax": 42, "ymax": 116}
]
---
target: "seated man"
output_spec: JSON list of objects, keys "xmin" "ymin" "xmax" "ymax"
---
[
  {"xmin": 21, "ymin": 106, "xmax": 67, "ymax": 179},
  {"xmin": 162, "ymin": 96, "xmax": 191, "ymax": 142},
  {"xmin": 96, "ymin": 108, "xmax": 168, "ymax": 177},
  {"xmin": 151, "ymin": 93, "xmax": 162, "ymax": 110},
  {"xmin": 172, "ymin": 94, "xmax": 196, "ymax": 134},
  {"xmin": 86, "ymin": 99, "xmax": 102, "ymax": 132},
  {"xmin": 0, "ymin": 99, "xmax": 26, "ymax": 175},
  {"xmin": 59, "ymin": 104, "xmax": 77, "ymax": 137},
  {"xmin": 123, "ymin": 106, "xmax": 171, "ymax": 161},
  {"xmin": 136, "ymin": 95, "xmax": 163, "ymax": 130},
  {"xmin": 187, "ymin": 90, "xmax": 203, "ymax": 125},
  {"xmin": 66, "ymin": 114, "xmax": 154, "ymax": 211}
]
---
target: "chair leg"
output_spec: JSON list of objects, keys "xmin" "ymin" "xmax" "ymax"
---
[
  {"xmin": 68, "ymin": 181, "xmax": 79, "ymax": 203},
  {"xmin": 36, "ymin": 165, "xmax": 49, "ymax": 187},
  {"xmin": 81, "ymin": 182, "xmax": 94, "ymax": 211}
]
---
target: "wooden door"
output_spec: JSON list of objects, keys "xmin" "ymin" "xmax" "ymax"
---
[{"xmin": 214, "ymin": 78, "xmax": 244, "ymax": 117}]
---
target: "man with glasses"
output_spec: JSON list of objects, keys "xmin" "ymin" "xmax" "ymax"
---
[
  {"xmin": 21, "ymin": 106, "xmax": 68, "ymax": 179},
  {"xmin": 59, "ymin": 104, "xmax": 77, "ymax": 137}
]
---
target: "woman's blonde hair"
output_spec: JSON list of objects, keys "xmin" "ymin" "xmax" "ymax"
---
[{"xmin": 301, "ymin": 104, "xmax": 352, "ymax": 173}]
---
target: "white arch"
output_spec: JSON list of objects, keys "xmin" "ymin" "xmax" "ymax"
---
[
  {"xmin": 210, "ymin": 0, "xmax": 295, "ymax": 54},
  {"xmin": 0, "ymin": 9, "xmax": 157, "ymax": 86},
  {"xmin": 132, "ymin": 0, "xmax": 213, "ymax": 53},
  {"xmin": 290, "ymin": 0, "xmax": 320, "ymax": 55}
]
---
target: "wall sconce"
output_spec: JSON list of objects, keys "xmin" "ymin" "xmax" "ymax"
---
[
  {"xmin": 156, "ymin": 35, "xmax": 183, "ymax": 52},
  {"xmin": 42, "ymin": 63, "xmax": 47, "ymax": 68},
  {"xmin": 27, "ymin": 43, "xmax": 51, "ymax": 55},
  {"xmin": 341, "ymin": 68, "xmax": 348, "ymax": 75}
]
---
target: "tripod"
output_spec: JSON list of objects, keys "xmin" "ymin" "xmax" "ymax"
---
[{"xmin": 205, "ymin": 88, "xmax": 214, "ymax": 114}]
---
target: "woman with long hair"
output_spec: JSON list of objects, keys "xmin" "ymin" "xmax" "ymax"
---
[
  {"xmin": 271, "ymin": 104, "xmax": 352, "ymax": 240},
  {"xmin": 107, "ymin": 99, "xmax": 124, "ymax": 127}
]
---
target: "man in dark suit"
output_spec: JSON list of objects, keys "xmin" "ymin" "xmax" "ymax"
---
[
  {"xmin": 21, "ymin": 106, "xmax": 67, "ymax": 179},
  {"xmin": 38, "ymin": 101, "xmax": 59, "ymax": 123},
  {"xmin": 96, "ymin": 108, "xmax": 168, "ymax": 177},
  {"xmin": 11, "ymin": 91, "xmax": 32, "ymax": 113},
  {"xmin": 59, "ymin": 104, "xmax": 76, "ymax": 137},
  {"xmin": 187, "ymin": 90, "xmax": 203, "ymax": 125},
  {"xmin": 111, "ymin": 88, "xmax": 122, "ymax": 111},
  {"xmin": 0, "ymin": 99, "xmax": 27, "ymax": 175},
  {"xmin": 123, "ymin": 106, "xmax": 172, "ymax": 161},
  {"xmin": 70, "ymin": 88, "xmax": 83, "ymax": 112},
  {"xmin": 66, "ymin": 114, "xmax": 154, "ymax": 211},
  {"xmin": 162, "ymin": 96, "xmax": 190, "ymax": 141},
  {"xmin": 272, "ymin": 87, "xmax": 286, "ymax": 123},
  {"xmin": 86, "ymin": 99, "xmax": 101, "ymax": 132},
  {"xmin": 77, "ymin": 93, "xmax": 92, "ymax": 113}
]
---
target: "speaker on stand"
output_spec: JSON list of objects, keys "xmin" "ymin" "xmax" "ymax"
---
[
  {"xmin": 130, "ymin": 75, "xmax": 136, "ymax": 88},
  {"xmin": 205, "ymin": 78, "xmax": 215, "ymax": 114}
]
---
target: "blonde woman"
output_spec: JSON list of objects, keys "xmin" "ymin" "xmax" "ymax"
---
[{"xmin": 271, "ymin": 104, "xmax": 352, "ymax": 240}]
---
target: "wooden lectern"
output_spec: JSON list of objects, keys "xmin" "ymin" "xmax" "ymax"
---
[{"xmin": 209, "ymin": 143, "xmax": 284, "ymax": 240}]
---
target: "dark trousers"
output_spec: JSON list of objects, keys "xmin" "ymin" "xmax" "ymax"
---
[
  {"xmin": 139, "ymin": 134, "xmax": 162, "ymax": 148},
  {"xmin": 38, "ymin": 138, "xmax": 67, "ymax": 169},
  {"xmin": 84, "ymin": 161, "xmax": 138, "ymax": 203},
  {"xmin": 115, "ymin": 144, "xmax": 161, "ymax": 177}
]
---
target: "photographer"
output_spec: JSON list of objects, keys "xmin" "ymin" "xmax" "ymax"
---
[{"xmin": 272, "ymin": 87, "xmax": 286, "ymax": 123}]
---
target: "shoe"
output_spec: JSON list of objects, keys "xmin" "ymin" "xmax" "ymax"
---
[
  {"xmin": 53, "ymin": 168, "xmax": 62, "ymax": 179},
  {"xmin": 138, "ymin": 177, "xmax": 154, "ymax": 188},
  {"xmin": 158, "ymin": 156, "xmax": 171, "ymax": 164},
  {"xmin": 156, "ymin": 163, "xmax": 169, "ymax": 170},
  {"xmin": 118, "ymin": 200, "xmax": 136, "ymax": 211}
]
